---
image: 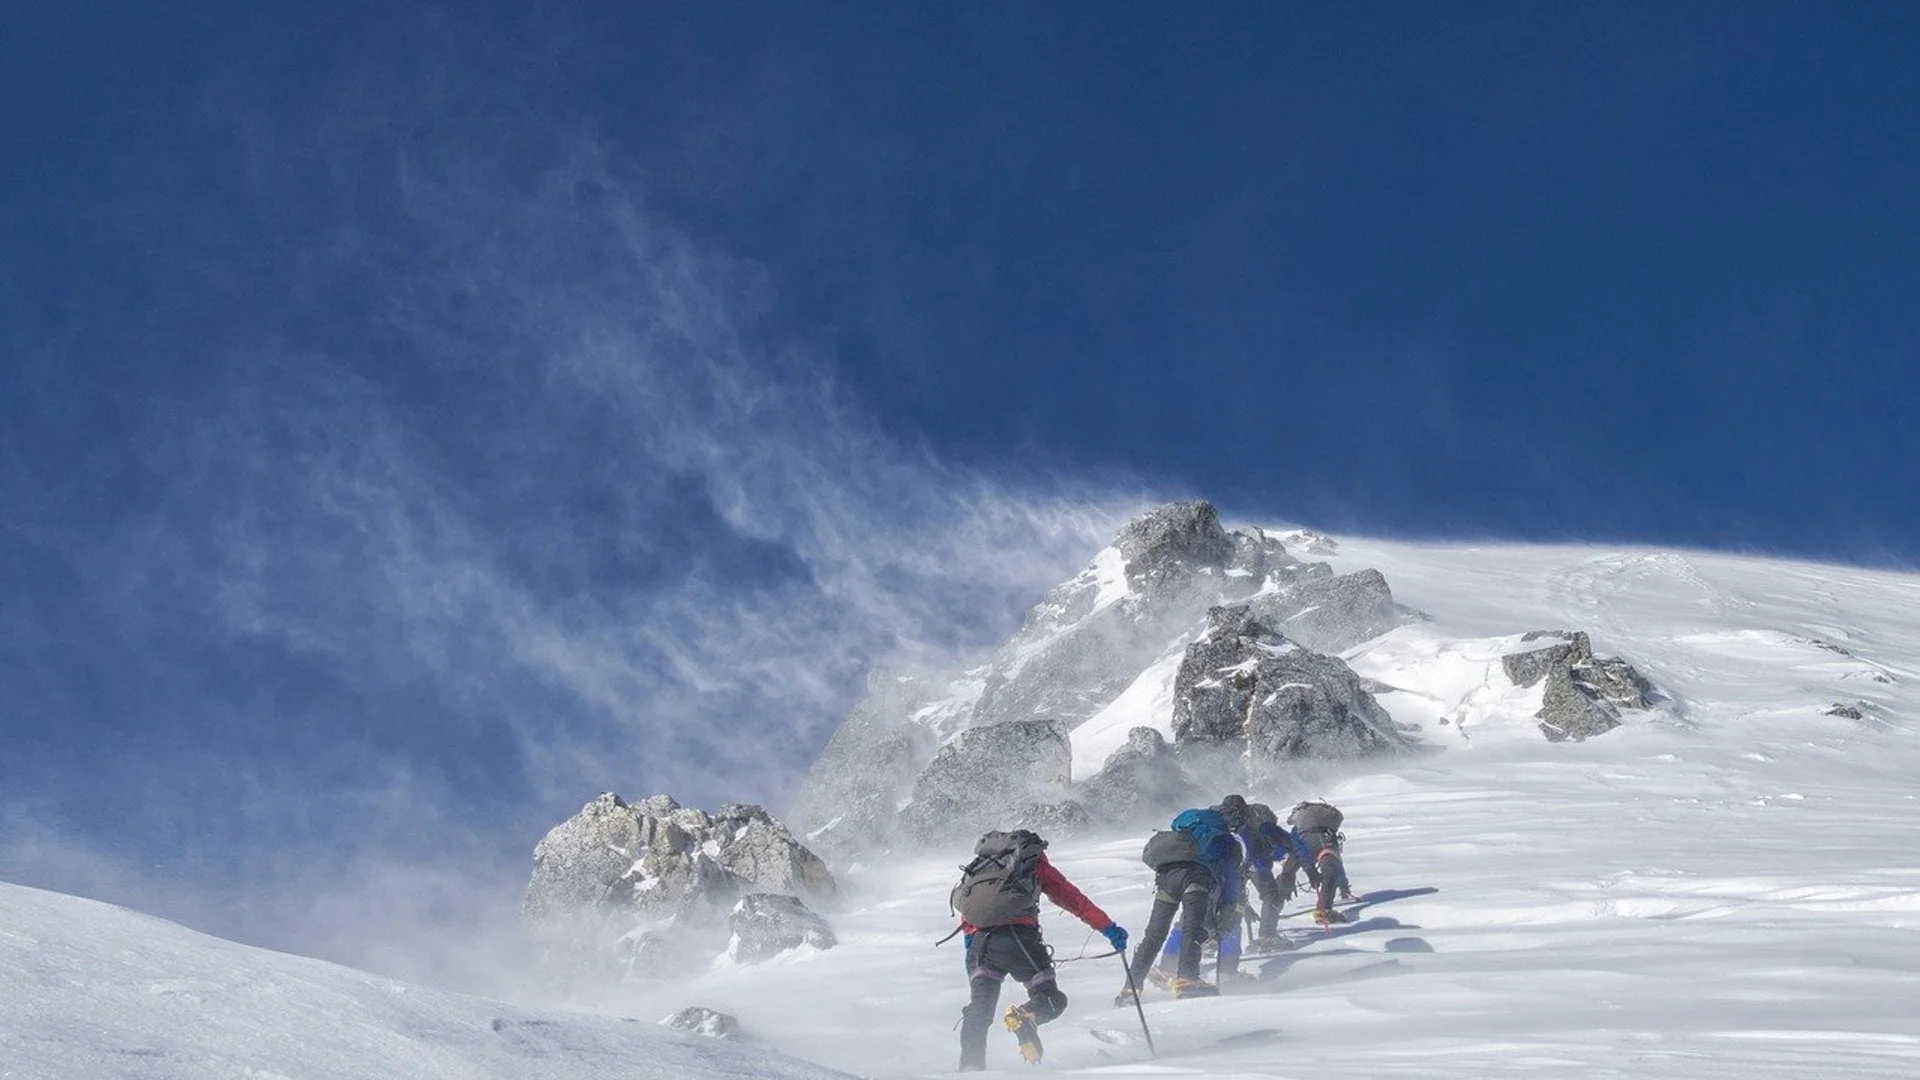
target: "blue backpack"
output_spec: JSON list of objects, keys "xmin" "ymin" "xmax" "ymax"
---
[{"xmin": 1170, "ymin": 808, "xmax": 1233, "ymax": 863}]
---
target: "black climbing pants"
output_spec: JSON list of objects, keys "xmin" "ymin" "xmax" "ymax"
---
[
  {"xmin": 959, "ymin": 923, "xmax": 1066, "ymax": 1070},
  {"xmin": 1247, "ymin": 863, "xmax": 1285, "ymax": 938},
  {"xmin": 1126, "ymin": 861, "xmax": 1216, "ymax": 986},
  {"xmin": 1281, "ymin": 827, "xmax": 1348, "ymax": 912}
]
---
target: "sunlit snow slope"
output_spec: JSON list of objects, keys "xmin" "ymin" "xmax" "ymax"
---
[
  {"xmin": 607, "ymin": 539, "xmax": 1920, "ymax": 1079},
  {"xmin": 7, "ymin": 538, "xmax": 1919, "ymax": 1080}
]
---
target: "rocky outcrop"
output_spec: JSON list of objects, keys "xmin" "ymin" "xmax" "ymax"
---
[
  {"xmin": 1503, "ymin": 631, "xmax": 1655, "ymax": 742},
  {"xmin": 1248, "ymin": 566, "xmax": 1405, "ymax": 654},
  {"xmin": 661, "ymin": 1006, "xmax": 743, "ymax": 1040},
  {"xmin": 1171, "ymin": 606, "xmax": 1411, "ymax": 772},
  {"xmin": 1076, "ymin": 727, "xmax": 1197, "ymax": 827},
  {"xmin": 1114, "ymin": 500, "xmax": 1238, "ymax": 593},
  {"xmin": 896, "ymin": 720, "xmax": 1072, "ymax": 844},
  {"xmin": 794, "ymin": 501, "xmax": 1414, "ymax": 856},
  {"xmin": 726, "ymin": 893, "xmax": 838, "ymax": 963},
  {"xmin": 523, "ymin": 794, "xmax": 835, "ymax": 986}
]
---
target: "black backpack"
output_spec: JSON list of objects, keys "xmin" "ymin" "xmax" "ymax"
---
[{"xmin": 951, "ymin": 830, "xmax": 1048, "ymax": 928}]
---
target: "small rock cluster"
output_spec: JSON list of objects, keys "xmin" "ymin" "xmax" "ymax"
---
[{"xmin": 1503, "ymin": 630, "xmax": 1655, "ymax": 741}]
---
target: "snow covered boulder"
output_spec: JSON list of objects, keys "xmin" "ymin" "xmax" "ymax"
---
[
  {"xmin": 1172, "ymin": 605, "xmax": 1411, "ymax": 768},
  {"xmin": 897, "ymin": 720, "xmax": 1072, "ymax": 844},
  {"xmin": 1503, "ymin": 631, "xmax": 1655, "ymax": 741},
  {"xmin": 727, "ymin": 893, "xmax": 837, "ymax": 963},
  {"xmin": 661, "ymin": 1006, "xmax": 744, "ymax": 1040}
]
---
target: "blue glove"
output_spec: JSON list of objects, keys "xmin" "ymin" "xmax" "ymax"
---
[{"xmin": 1102, "ymin": 924, "xmax": 1128, "ymax": 952}]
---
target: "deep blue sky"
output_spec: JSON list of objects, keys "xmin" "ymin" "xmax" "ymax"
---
[{"xmin": 4, "ymin": 2, "xmax": 1917, "ymax": 982}]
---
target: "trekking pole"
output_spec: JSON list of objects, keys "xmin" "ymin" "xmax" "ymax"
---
[{"xmin": 1116, "ymin": 948, "xmax": 1156, "ymax": 1058}]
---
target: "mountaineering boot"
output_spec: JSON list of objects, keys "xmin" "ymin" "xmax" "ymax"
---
[
  {"xmin": 1004, "ymin": 1003, "xmax": 1043, "ymax": 1064},
  {"xmin": 1144, "ymin": 962, "xmax": 1177, "ymax": 989},
  {"xmin": 1249, "ymin": 934, "xmax": 1294, "ymax": 953},
  {"xmin": 1169, "ymin": 976, "xmax": 1219, "ymax": 999},
  {"xmin": 1113, "ymin": 984, "xmax": 1139, "ymax": 1008},
  {"xmin": 1313, "ymin": 907, "xmax": 1349, "ymax": 926}
]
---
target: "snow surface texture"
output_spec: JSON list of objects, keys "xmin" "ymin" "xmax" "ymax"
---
[
  {"xmin": 0, "ymin": 881, "xmax": 855, "ymax": 1080},
  {"xmin": 7, "ymin": 535, "xmax": 1920, "ymax": 1078}
]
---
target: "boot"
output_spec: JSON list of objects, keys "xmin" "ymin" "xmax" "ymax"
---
[
  {"xmin": 1170, "ymin": 976, "xmax": 1219, "ymax": 999},
  {"xmin": 1112, "ymin": 985, "xmax": 1139, "ymax": 1008},
  {"xmin": 1143, "ymin": 962, "xmax": 1176, "ymax": 989},
  {"xmin": 1313, "ymin": 906, "xmax": 1348, "ymax": 926},
  {"xmin": 1004, "ymin": 1003, "xmax": 1043, "ymax": 1064}
]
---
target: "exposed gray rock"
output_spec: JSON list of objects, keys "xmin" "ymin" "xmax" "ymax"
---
[
  {"xmin": 661, "ymin": 1006, "xmax": 743, "ymax": 1040},
  {"xmin": 1248, "ymin": 567, "xmax": 1405, "ymax": 654},
  {"xmin": 523, "ymin": 793, "xmax": 835, "ymax": 986},
  {"xmin": 1823, "ymin": 702, "xmax": 1866, "ymax": 720},
  {"xmin": 1538, "ymin": 666, "xmax": 1623, "ymax": 742},
  {"xmin": 970, "ymin": 503, "xmax": 1297, "ymax": 735},
  {"xmin": 897, "ymin": 720, "xmax": 1072, "ymax": 844},
  {"xmin": 792, "ymin": 501, "xmax": 1410, "ymax": 857},
  {"xmin": 1171, "ymin": 605, "xmax": 1411, "ymax": 771},
  {"xmin": 1115, "ymin": 500, "xmax": 1237, "ymax": 593},
  {"xmin": 727, "ymin": 893, "xmax": 838, "ymax": 963},
  {"xmin": 1076, "ymin": 727, "xmax": 1197, "ymax": 828},
  {"xmin": 1503, "ymin": 631, "xmax": 1656, "ymax": 742}
]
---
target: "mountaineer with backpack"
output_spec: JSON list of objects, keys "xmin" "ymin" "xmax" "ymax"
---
[
  {"xmin": 949, "ymin": 829, "xmax": 1127, "ymax": 1071},
  {"xmin": 1118, "ymin": 806, "xmax": 1241, "ymax": 1003},
  {"xmin": 1279, "ymin": 799, "xmax": 1357, "ymax": 925},
  {"xmin": 1230, "ymin": 797, "xmax": 1308, "ymax": 951}
]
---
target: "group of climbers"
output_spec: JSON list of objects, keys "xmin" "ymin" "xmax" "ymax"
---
[{"xmin": 947, "ymin": 797, "xmax": 1356, "ymax": 1070}]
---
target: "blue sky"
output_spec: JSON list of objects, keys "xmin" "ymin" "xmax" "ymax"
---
[{"xmin": 4, "ymin": 2, "xmax": 1916, "ymax": 983}]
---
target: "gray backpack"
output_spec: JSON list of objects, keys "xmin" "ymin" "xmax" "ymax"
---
[
  {"xmin": 1288, "ymin": 800, "xmax": 1344, "ymax": 833},
  {"xmin": 1140, "ymin": 828, "xmax": 1203, "ymax": 869},
  {"xmin": 951, "ymin": 830, "xmax": 1047, "ymax": 927}
]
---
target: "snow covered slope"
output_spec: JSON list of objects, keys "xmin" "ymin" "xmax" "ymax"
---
[
  {"xmin": 7, "ymin": 536, "xmax": 1919, "ymax": 1079},
  {"xmin": 0, "ymin": 881, "xmax": 856, "ymax": 1080},
  {"xmin": 601, "ymin": 538, "xmax": 1920, "ymax": 1079}
]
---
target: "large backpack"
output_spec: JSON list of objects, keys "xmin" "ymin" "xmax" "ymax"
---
[
  {"xmin": 1287, "ymin": 800, "xmax": 1344, "ymax": 833},
  {"xmin": 950, "ymin": 830, "xmax": 1048, "ymax": 928},
  {"xmin": 1247, "ymin": 802, "xmax": 1280, "ymax": 832},
  {"xmin": 1141, "ymin": 808, "xmax": 1231, "ymax": 870}
]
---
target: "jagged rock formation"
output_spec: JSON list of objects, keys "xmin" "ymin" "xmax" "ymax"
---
[
  {"xmin": 1076, "ymin": 727, "xmax": 1196, "ymax": 827},
  {"xmin": 726, "ymin": 893, "xmax": 838, "ymax": 963},
  {"xmin": 789, "ymin": 500, "xmax": 1418, "ymax": 856},
  {"xmin": 1172, "ymin": 605, "xmax": 1412, "ymax": 775},
  {"xmin": 969, "ymin": 501, "xmax": 1261, "ymax": 734},
  {"xmin": 523, "ymin": 794, "xmax": 835, "ymax": 986},
  {"xmin": 660, "ymin": 1006, "xmax": 743, "ymax": 1040},
  {"xmin": 895, "ymin": 719, "xmax": 1073, "ymax": 844},
  {"xmin": 1247, "ymin": 566, "xmax": 1404, "ymax": 654},
  {"xmin": 1502, "ymin": 631, "xmax": 1655, "ymax": 741}
]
